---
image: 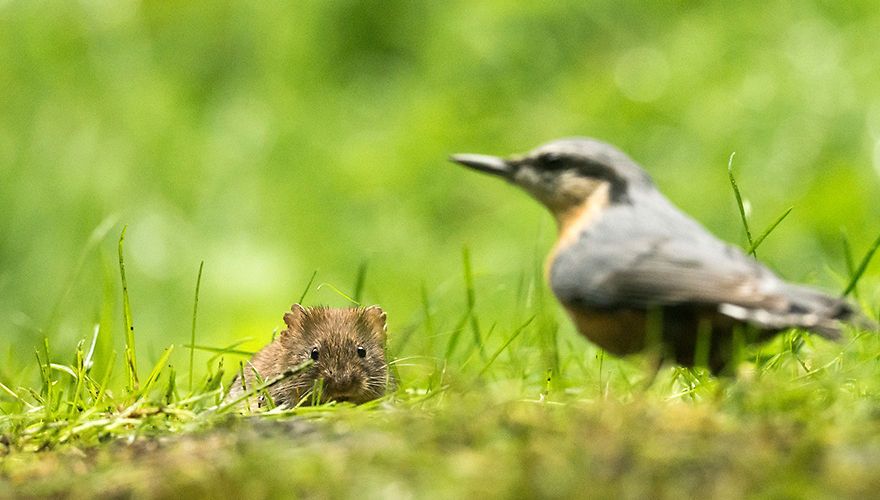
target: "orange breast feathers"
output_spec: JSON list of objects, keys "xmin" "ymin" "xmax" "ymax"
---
[{"xmin": 545, "ymin": 181, "xmax": 612, "ymax": 278}]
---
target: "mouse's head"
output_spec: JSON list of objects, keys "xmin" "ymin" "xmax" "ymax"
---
[{"xmin": 279, "ymin": 304, "xmax": 391, "ymax": 405}]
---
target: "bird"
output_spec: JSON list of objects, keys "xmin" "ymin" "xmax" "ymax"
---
[{"xmin": 451, "ymin": 137, "xmax": 875, "ymax": 373}]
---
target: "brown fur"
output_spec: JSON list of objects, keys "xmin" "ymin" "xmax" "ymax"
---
[{"xmin": 228, "ymin": 305, "xmax": 393, "ymax": 409}]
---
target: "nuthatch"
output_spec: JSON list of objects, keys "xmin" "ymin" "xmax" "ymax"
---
[{"xmin": 452, "ymin": 137, "xmax": 873, "ymax": 373}]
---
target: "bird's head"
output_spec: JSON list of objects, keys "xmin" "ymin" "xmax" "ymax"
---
[{"xmin": 451, "ymin": 137, "xmax": 653, "ymax": 219}]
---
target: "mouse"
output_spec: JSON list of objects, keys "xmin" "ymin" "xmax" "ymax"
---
[{"xmin": 227, "ymin": 304, "xmax": 394, "ymax": 409}]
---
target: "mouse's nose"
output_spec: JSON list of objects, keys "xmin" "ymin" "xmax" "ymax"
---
[{"xmin": 329, "ymin": 372, "xmax": 360, "ymax": 393}]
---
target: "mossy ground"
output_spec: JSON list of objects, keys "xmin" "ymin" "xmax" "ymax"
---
[{"xmin": 2, "ymin": 295, "xmax": 880, "ymax": 498}]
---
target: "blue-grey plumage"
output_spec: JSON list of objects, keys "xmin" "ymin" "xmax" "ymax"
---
[{"xmin": 452, "ymin": 137, "xmax": 874, "ymax": 373}]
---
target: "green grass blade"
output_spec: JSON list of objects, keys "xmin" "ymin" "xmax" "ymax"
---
[
  {"xmin": 420, "ymin": 282, "xmax": 435, "ymax": 354},
  {"xmin": 544, "ymin": 367, "xmax": 554, "ymax": 396},
  {"xmin": 308, "ymin": 378, "xmax": 324, "ymax": 407},
  {"xmin": 118, "ymin": 226, "xmax": 139, "ymax": 391},
  {"xmin": 95, "ymin": 350, "xmax": 117, "ymax": 405},
  {"xmin": 840, "ymin": 230, "xmax": 860, "ymax": 302},
  {"xmin": 842, "ymin": 231, "xmax": 880, "ymax": 298},
  {"xmin": 0, "ymin": 380, "xmax": 34, "ymax": 409},
  {"xmin": 215, "ymin": 360, "xmax": 313, "ymax": 414},
  {"xmin": 353, "ymin": 260, "xmax": 368, "ymax": 304},
  {"xmin": 39, "ymin": 339, "xmax": 55, "ymax": 417},
  {"xmin": 746, "ymin": 206, "xmax": 793, "ymax": 256},
  {"xmin": 479, "ymin": 316, "xmax": 535, "ymax": 376},
  {"xmin": 298, "ymin": 270, "xmax": 318, "ymax": 304},
  {"xmin": 189, "ymin": 260, "xmax": 205, "ymax": 392},
  {"xmin": 137, "ymin": 346, "xmax": 174, "ymax": 399},
  {"xmin": 69, "ymin": 341, "xmax": 85, "ymax": 416},
  {"xmin": 248, "ymin": 364, "xmax": 277, "ymax": 411},
  {"xmin": 727, "ymin": 152, "xmax": 755, "ymax": 254},
  {"xmin": 237, "ymin": 362, "xmax": 251, "ymax": 413},
  {"xmin": 444, "ymin": 315, "xmax": 469, "ymax": 361},
  {"xmin": 462, "ymin": 247, "xmax": 476, "ymax": 313},
  {"xmin": 46, "ymin": 214, "xmax": 119, "ymax": 332},
  {"xmin": 183, "ymin": 344, "xmax": 254, "ymax": 357},
  {"xmin": 461, "ymin": 247, "xmax": 484, "ymax": 359},
  {"xmin": 49, "ymin": 363, "xmax": 78, "ymax": 379},
  {"xmin": 164, "ymin": 367, "xmax": 177, "ymax": 405},
  {"xmin": 83, "ymin": 324, "xmax": 99, "ymax": 373},
  {"xmin": 201, "ymin": 358, "xmax": 226, "ymax": 396},
  {"xmin": 315, "ymin": 282, "xmax": 359, "ymax": 305},
  {"xmin": 389, "ymin": 324, "xmax": 418, "ymax": 358}
]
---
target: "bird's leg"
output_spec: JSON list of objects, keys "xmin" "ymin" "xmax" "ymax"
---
[
  {"xmin": 638, "ymin": 306, "xmax": 666, "ymax": 390},
  {"xmin": 639, "ymin": 351, "xmax": 665, "ymax": 391}
]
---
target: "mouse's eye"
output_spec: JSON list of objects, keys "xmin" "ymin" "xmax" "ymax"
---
[
  {"xmin": 356, "ymin": 346, "xmax": 366, "ymax": 358},
  {"xmin": 310, "ymin": 347, "xmax": 320, "ymax": 361}
]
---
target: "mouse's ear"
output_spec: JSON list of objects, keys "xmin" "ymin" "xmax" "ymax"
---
[
  {"xmin": 283, "ymin": 304, "xmax": 307, "ymax": 331},
  {"xmin": 362, "ymin": 305, "xmax": 387, "ymax": 337}
]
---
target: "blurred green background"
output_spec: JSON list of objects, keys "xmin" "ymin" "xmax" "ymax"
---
[{"xmin": 1, "ymin": 1, "xmax": 878, "ymax": 385}]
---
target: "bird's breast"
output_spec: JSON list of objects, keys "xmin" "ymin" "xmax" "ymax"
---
[{"xmin": 545, "ymin": 182, "xmax": 612, "ymax": 279}]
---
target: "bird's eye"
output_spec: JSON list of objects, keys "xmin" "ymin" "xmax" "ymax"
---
[
  {"xmin": 357, "ymin": 346, "xmax": 366, "ymax": 358},
  {"xmin": 541, "ymin": 153, "xmax": 565, "ymax": 170},
  {"xmin": 310, "ymin": 347, "xmax": 320, "ymax": 361}
]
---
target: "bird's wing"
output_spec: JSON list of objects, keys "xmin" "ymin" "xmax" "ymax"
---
[
  {"xmin": 549, "ymin": 193, "xmax": 785, "ymax": 311},
  {"xmin": 596, "ymin": 235, "xmax": 780, "ymax": 308}
]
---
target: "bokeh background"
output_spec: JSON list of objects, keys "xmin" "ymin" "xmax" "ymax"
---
[{"xmin": 2, "ymin": 1, "xmax": 879, "ymax": 385}]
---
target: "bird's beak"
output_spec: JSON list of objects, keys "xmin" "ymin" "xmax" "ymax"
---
[{"xmin": 449, "ymin": 153, "xmax": 512, "ymax": 179}]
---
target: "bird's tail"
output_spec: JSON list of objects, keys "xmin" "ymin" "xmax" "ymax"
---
[
  {"xmin": 779, "ymin": 284, "xmax": 878, "ymax": 339},
  {"xmin": 720, "ymin": 284, "xmax": 877, "ymax": 340}
]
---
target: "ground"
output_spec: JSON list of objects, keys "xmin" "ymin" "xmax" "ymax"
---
[{"xmin": 3, "ymin": 327, "xmax": 880, "ymax": 499}]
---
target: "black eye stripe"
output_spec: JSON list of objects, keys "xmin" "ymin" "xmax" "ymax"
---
[{"xmin": 539, "ymin": 153, "xmax": 565, "ymax": 170}]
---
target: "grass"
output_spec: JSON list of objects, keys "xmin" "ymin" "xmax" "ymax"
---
[
  {"xmin": 1, "ymin": 191, "xmax": 879, "ymax": 498},
  {"xmin": 4, "ymin": 321, "xmax": 880, "ymax": 498}
]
